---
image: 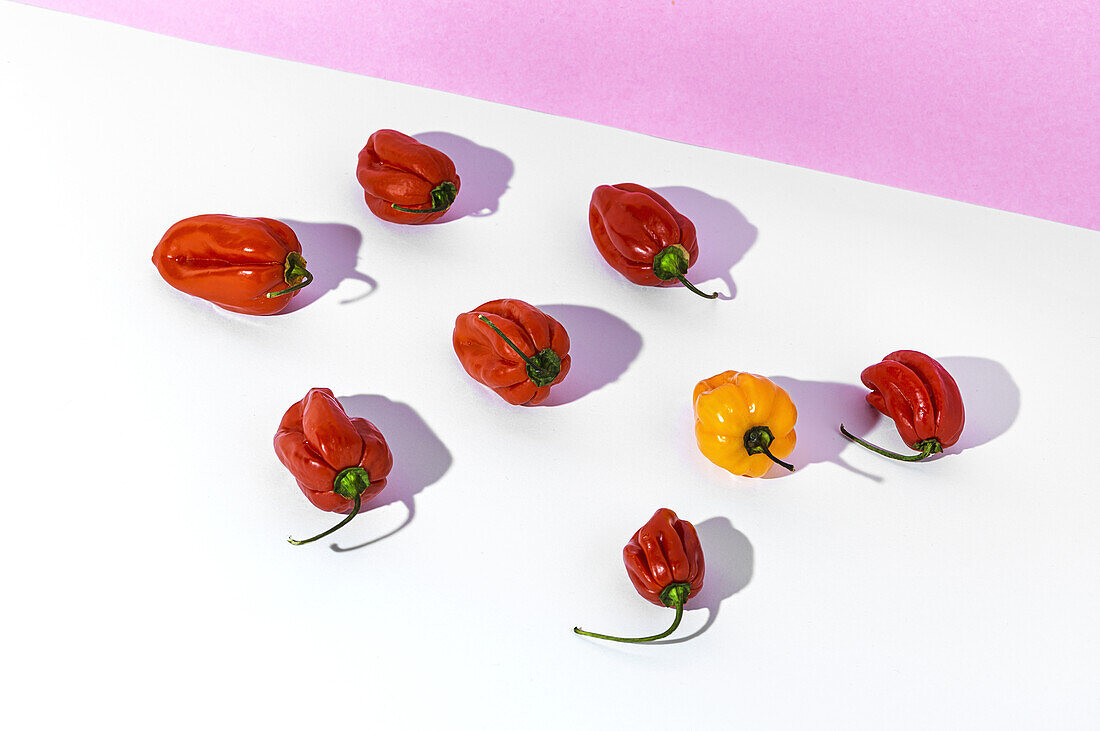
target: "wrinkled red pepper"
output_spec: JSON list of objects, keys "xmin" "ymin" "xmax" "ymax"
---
[
  {"xmin": 452, "ymin": 299, "xmax": 571, "ymax": 406},
  {"xmin": 841, "ymin": 350, "xmax": 965, "ymax": 461},
  {"xmin": 574, "ymin": 508, "xmax": 705, "ymax": 643},
  {"xmin": 274, "ymin": 388, "xmax": 393, "ymax": 544},
  {"xmin": 589, "ymin": 183, "xmax": 718, "ymax": 299},
  {"xmin": 356, "ymin": 129, "xmax": 460, "ymax": 224},
  {"xmin": 152, "ymin": 214, "xmax": 312, "ymax": 314}
]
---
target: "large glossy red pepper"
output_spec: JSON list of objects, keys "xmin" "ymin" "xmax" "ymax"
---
[
  {"xmin": 452, "ymin": 299, "xmax": 571, "ymax": 406},
  {"xmin": 589, "ymin": 183, "xmax": 718, "ymax": 299},
  {"xmin": 574, "ymin": 508, "xmax": 705, "ymax": 644},
  {"xmin": 840, "ymin": 350, "xmax": 965, "ymax": 461},
  {"xmin": 152, "ymin": 214, "xmax": 312, "ymax": 314},
  {"xmin": 356, "ymin": 129, "xmax": 460, "ymax": 224},
  {"xmin": 274, "ymin": 388, "xmax": 393, "ymax": 545}
]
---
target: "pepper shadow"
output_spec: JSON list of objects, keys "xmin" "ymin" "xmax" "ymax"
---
[
  {"xmin": 936, "ymin": 356, "xmax": 1019, "ymax": 453},
  {"xmin": 413, "ymin": 132, "xmax": 514, "ymax": 222},
  {"xmin": 329, "ymin": 395, "xmax": 452, "ymax": 551},
  {"xmin": 654, "ymin": 516, "xmax": 753, "ymax": 644},
  {"xmin": 278, "ymin": 220, "xmax": 376, "ymax": 313},
  {"xmin": 537, "ymin": 304, "xmax": 642, "ymax": 406},
  {"xmin": 653, "ymin": 187, "xmax": 757, "ymax": 300},
  {"xmin": 769, "ymin": 376, "xmax": 882, "ymax": 482}
]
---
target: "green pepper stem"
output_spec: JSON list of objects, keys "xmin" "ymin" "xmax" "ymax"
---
[
  {"xmin": 676, "ymin": 274, "xmax": 719, "ymax": 299},
  {"xmin": 652, "ymin": 246, "xmax": 718, "ymax": 299},
  {"xmin": 266, "ymin": 269, "xmax": 313, "ymax": 298},
  {"xmin": 267, "ymin": 252, "xmax": 314, "ymax": 299},
  {"xmin": 391, "ymin": 181, "xmax": 458, "ymax": 214},
  {"xmin": 477, "ymin": 315, "xmax": 538, "ymax": 369},
  {"xmin": 839, "ymin": 424, "xmax": 941, "ymax": 462},
  {"xmin": 744, "ymin": 425, "xmax": 796, "ymax": 472},
  {"xmin": 760, "ymin": 445, "xmax": 796, "ymax": 472},
  {"xmin": 288, "ymin": 494, "xmax": 361, "ymax": 546},
  {"xmin": 573, "ymin": 599, "xmax": 684, "ymax": 644},
  {"xmin": 390, "ymin": 203, "xmax": 451, "ymax": 213}
]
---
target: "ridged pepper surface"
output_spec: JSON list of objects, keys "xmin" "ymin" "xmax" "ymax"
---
[
  {"xmin": 574, "ymin": 508, "xmax": 705, "ymax": 643},
  {"xmin": 274, "ymin": 388, "xmax": 393, "ymax": 545},
  {"xmin": 589, "ymin": 183, "xmax": 717, "ymax": 299},
  {"xmin": 841, "ymin": 350, "xmax": 964, "ymax": 461},
  {"xmin": 356, "ymin": 129, "xmax": 460, "ymax": 224},
  {"xmin": 152, "ymin": 214, "xmax": 312, "ymax": 315},
  {"xmin": 453, "ymin": 299, "xmax": 570, "ymax": 406},
  {"xmin": 694, "ymin": 371, "xmax": 798, "ymax": 477}
]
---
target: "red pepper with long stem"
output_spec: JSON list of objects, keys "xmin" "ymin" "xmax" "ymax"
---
[
  {"xmin": 589, "ymin": 183, "xmax": 718, "ymax": 299},
  {"xmin": 274, "ymin": 388, "xmax": 393, "ymax": 545},
  {"xmin": 356, "ymin": 129, "xmax": 460, "ymax": 224},
  {"xmin": 453, "ymin": 299, "xmax": 571, "ymax": 406},
  {"xmin": 574, "ymin": 508, "xmax": 705, "ymax": 644},
  {"xmin": 841, "ymin": 350, "xmax": 965, "ymax": 461},
  {"xmin": 152, "ymin": 214, "xmax": 312, "ymax": 314}
]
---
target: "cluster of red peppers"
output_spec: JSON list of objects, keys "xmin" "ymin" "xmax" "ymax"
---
[
  {"xmin": 149, "ymin": 126, "xmax": 970, "ymax": 645},
  {"xmin": 152, "ymin": 137, "xmax": 726, "ymax": 313}
]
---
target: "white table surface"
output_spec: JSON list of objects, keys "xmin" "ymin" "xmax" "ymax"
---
[{"xmin": 3, "ymin": 2, "xmax": 1098, "ymax": 728}]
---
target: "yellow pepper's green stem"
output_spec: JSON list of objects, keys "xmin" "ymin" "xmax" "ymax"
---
[{"xmin": 744, "ymin": 425, "xmax": 795, "ymax": 472}]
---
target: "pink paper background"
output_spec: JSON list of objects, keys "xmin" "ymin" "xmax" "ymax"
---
[{"xmin": 23, "ymin": 0, "xmax": 1100, "ymax": 230}]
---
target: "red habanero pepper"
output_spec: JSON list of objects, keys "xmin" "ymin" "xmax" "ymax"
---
[
  {"xmin": 840, "ymin": 350, "xmax": 965, "ymax": 461},
  {"xmin": 453, "ymin": 299, "xmax": 571, "ymax": 406},
  {"xmin": 356, "ymin": 129, "xmax": 460, "ymax": 224},
  {"xmin": 574, "ymin": 508, "xmax": 705, "ymax": 643},
  {"xmin": 274, "ymin": 388, "xmax": 393, "ymax": 545},
  {"xmin": 152, "ymin": 214, "xmax": 312, "ymax": 315},
  {"xmin": 589, "ymin": 183, "xmax": 718, "ymax": 299}
]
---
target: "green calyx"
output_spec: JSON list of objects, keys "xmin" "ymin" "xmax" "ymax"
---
[
  {"xmin": 652, "ymin": 245, "xmax": 718, "ymax": 299},
  {"xmin": 659, "ymin": 582, "xmax": 692, "ymax": 609},
  {"xmin": 476, "ymin": 315, "xmax": 562, "ymax": 387},
  {"xmin": 266, "ymin": 251, "xmax": 313, "ymax": 298},
  {"xmin": 839, "ymin": 425, "xmax": 943, "ymax": 462},
  {"xmin": 333, "ymin": 467, "xmax": 371, "ymax": 500},
  {"xmin": 286, "ymin": 467, "xmax": 371, "ymax": 546},
  {"xmin": 572, "ymin": 582, "xmax": 693, "ymax": 644},
  {"xmin": 391, "ymin": 180, "xmax": 459, "ymax": 214},
  {"xmin": 744, "ymin": 426, "xmax": 796, "ymax": 472},
  {"xmin": 524, "ymin": 349, "xmax": 562, "ymax": 387}
]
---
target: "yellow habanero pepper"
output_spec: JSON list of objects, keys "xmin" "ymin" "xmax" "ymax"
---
[{"xmin": 693, "ymin": 371, "xmax": 798, "ymax": 477}]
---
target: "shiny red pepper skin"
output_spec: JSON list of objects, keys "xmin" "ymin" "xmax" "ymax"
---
[
  {"xmin": 152, "ymin": 214, "xmax": 311, "ymax": 315},
  {"xmin": 453, "ymin": 299, "xmax": 571, "ymax": 406},
  {"xmin": 589, "ymin": 184, "xmax": 716, "ymax": 298},
  {"xmin": 840, "ymin": 350, "xmax": 965, "ymax": 462},
  {"xmin": 861, "ymin": 350, "xmax": 965, "ymax": 450},
  {"xmin": 356, "ymin": 129, "xmax": 460, "ymax": 224},
  {"xmin": 624, "ymin": 508, "xmax": 706, "ymax": 607},
  {"xmin": 274, "ymin": 388, "xmax": 392, "ymax": 514}
]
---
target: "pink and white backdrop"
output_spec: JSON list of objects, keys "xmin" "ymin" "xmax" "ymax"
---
[
  {"xmin": 21, "ymin": 0, "xmax": 1099, "ymax": 230},
  {"xmin": 7, "ymin": 4, "xmax": 1100, "ymax": 728}
]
